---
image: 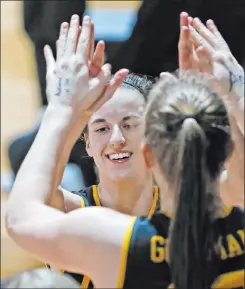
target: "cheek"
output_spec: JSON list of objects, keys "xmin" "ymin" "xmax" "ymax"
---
[
  {"xmin": 89, "ymin": 135, "xmax": 109, "ymax": 155},
  {"xmin": 128, "ymin": 128, "xmax": 144, "ymax": 146}
]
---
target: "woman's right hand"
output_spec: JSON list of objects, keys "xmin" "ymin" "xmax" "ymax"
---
[{"xmin": 44, "ymin": 15, "xmax": 128, "ymax": 124}]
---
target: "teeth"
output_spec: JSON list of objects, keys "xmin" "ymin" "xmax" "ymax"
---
[{"xmin": 109, "ymin": 152, "xmax": 131, "ymax": 160}]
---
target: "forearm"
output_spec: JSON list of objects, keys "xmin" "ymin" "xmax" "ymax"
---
[{"xmin": 6, "ymin": 106, "xmax": 86, "ymax": 225}]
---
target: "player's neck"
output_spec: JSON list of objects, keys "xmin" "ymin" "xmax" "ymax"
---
[
  {"xmin": 158, "ymin": 180, "xmax": 175, "ymax": 217},
  {"xmin": 98, "ymin": 175, "xmax": 154, "ymax": 216}
]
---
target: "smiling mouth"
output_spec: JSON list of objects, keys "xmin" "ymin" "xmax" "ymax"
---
[{"xmin": 105, "ymin": 152, "xmax": 133, "ymax": 163}]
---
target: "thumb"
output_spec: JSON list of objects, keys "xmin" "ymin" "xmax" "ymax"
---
[
  {"xmin": 90, "ymin": 68, "xmax": 129, "ymax": 112},
  {"xmin": 44, "ymin": 45, "xmax": 55, "ymax": 71}
]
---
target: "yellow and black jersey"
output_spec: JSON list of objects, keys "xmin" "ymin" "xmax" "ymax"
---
[
  {"xmin": 74, "ymin": 185, "xmax": 160, "ymax": 216},
  {"xmin": 119, "ymin": 206, "xmax": 245, "ymax": 289},
  {"xmin": 61, "ymin": 185, "xmax": 160, "ymax": 288}
]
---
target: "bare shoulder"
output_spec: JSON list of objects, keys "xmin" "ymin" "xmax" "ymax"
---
[
  {"xmin": 60, "ymin": 187, "xmax": 83, "ymax": 211},
  {"xmin": 48, "ymin": 187, "xmax": 82, "ymax": 212}
]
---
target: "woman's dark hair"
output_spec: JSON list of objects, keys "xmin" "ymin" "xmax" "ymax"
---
[
  {"xmin": 83, "ymin": 72, "xmax": 156, "ymax": 134},
  {"xmin": 144, "ymin": 74, "xmax": 233, "ymax": 289}
]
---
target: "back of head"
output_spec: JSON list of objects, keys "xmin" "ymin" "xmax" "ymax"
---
[
  {"xmin": 144, "ymin": 74, "xmax": 233, "ymax": 289},
  {"xmin": 2, "ymin": 269, "xmax": 80, "ymax": 288}
]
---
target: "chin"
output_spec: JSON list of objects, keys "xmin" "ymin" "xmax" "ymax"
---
[{"xmin": 109, "ymin": 170, "xmax": 136, "ymax": 183}]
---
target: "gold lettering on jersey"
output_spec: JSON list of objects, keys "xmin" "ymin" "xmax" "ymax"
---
[
  {"xmin": 215, "ymin": 236, "xmax": 228, "ymax": 260},
  {"xmin": 237, "ymin": 229, "xmax": 244, "ymax": 244},
  {"xmin": 151, "ymin": 230, "xmax": 244, "ymax": 264},
  {"xmin": 150, "ymin": 236, "xmax": 168, "ymax": 263},
  {"xmin": 216, "ymin": 229, "xmax": 244, "ymax": 260},
  {"xmin": 226, "ymin": 234, "xmax": 243, "ymax": 258}
]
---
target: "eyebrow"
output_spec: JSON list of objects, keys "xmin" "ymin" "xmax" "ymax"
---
[
  {"xmin": 122, "ymin": 115, "xmax": 139, "ymax": 121},
  {"xmin": 91, "ymin": 118, "xmax": 106, "ymax": 125},
  {"xmin": 91, "ymin": 115, "xmax": 140, "ymax": 125}
]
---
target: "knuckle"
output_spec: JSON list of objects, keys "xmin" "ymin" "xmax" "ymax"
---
[{"xmin": 79, "ymin": 36, "xmax": 88, "ymax": 47}]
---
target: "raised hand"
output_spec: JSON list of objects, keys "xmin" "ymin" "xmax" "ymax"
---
[
  {"xmin": 44, "ymin": 15, "xmax": 128, "ymax": 120},
  {"xmin": 188, "ymin": 16, "xmax": 244, "ymax": 96},
  {"xmin": 178, "ymin": 12, "xmax": 199, "ymax": 72}
]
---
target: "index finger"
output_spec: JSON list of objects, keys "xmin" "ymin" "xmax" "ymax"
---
[
  {"xmin": 180, "ymin": 12, "xmax": 189, "ymax": 30},
  {"xmin": 178, "ymin": 25, "xmax": 193, "ymax": 71},
  {"xmin": 76, "ymin": 15, "xmax": 92, "ymax": 63}
]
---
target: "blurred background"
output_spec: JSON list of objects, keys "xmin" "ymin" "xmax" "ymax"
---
[
  {"xmin": 1, "ymin": 0, "xmax": 244, "ymax": 286},
  {"xmin": 1, "ymin": 1, "xmax": 141, "ymax": 196}
]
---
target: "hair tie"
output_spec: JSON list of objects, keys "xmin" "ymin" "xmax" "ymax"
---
[{"xmin": 182, "ymin": 114, "xmax": 198, "ymax": 122}]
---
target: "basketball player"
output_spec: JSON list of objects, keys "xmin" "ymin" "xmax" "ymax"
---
[
  {"xmin": 48, "ymin": 72, "xmax": 159, "ymax": 288},
  {"xmin": 6, "ymin": 14, "xmax": 244, "ymax": 289},
  {"xmin": 4, "ymin": 14, "xmax": 160, "ymax": 288}
]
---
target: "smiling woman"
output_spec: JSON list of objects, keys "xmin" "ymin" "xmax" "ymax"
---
[
  {"xmin": 85, "ymin": 73, "xmax": 154, "ymax": 183},
  {"xmin": 49, "ymin": 73, "xmax": 160, "ymax": 288}
]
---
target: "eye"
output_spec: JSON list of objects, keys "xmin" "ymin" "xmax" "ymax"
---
[
  {"xmin": 123, "ymin": 124, "xmax": 131, "ymax": 130},
  {"xmin": 95, "ymin": 127, "xmax": 110, "ymax": 133},
  {"xmin": 123, "ymin": 123, "xmax": 140, "ymax": 130}
]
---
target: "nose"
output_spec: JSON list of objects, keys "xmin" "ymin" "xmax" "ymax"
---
[{"xmin": 109, "ymin": 125, "xmax": 126, "ymax": 148}]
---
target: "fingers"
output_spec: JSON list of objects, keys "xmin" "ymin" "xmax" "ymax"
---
[
  {"xmin": 188, "ymin": 16, "xmax": 193, "ymax": 26},
  {"xmin": 65, "ymin": 14, "xmax": 80, "ymax": 56},
  {"xmin": 206, "ymin": 19, "xmax": 230, "ymax": 51},
  {"xmin": 192, "ymin": 17, "xmax": 217, "ymax": 48},
  {"xmin": 195, "ymin": 46, "xmax": 213, "ymax": 74},
  {"xmin": 57, "ymin": 22, "xmax": 69, "ymax": 61},
  {"xmin": 89, "ymin": 41, "xmax": 105, "ymax": 77},
  {"xmin": 180, "ymin": 11, "xmax": 189, "ymax": 30},
  {"xmin": 77, "ymin": 15, "xmax": 92, "ymax": 63},
  {"xmin": 188, "ymin": 24, "xmax": 213, "ymax": 52},
  {"xmin": 89, "ymin": 22, "xmax": 95, "ymax": 60},
  {"xmin": 85, "ymin": 63, "xmax": 112, "ymax": 109},
  {"xmin": 44, "ymin": 45, "xmax": 55, "ymax": 70},
  {"xmin": 90, "ymin": 68, "xmax": 129, "ymax": 112},
  {"xmin": 178, "ymin": 25, "xmax": 193, "ymax": 71},
  {"xmin": 76, "ymin": 26, "xmax": 82, "ymax": 51}
]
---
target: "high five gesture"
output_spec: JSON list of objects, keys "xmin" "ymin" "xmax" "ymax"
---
[{"xmin": 45, "ymin": 15, "xmax": 128, "ymax": 121}]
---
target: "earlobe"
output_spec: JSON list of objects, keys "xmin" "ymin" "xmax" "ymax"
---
[{"xmin": 141, "ymin": 143, "xmax": 154, "ymax": 168}]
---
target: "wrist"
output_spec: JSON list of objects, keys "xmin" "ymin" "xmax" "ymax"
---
[{"xmin": 42, "ymin": 105, "xmax": 88, "ymax": 145}]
